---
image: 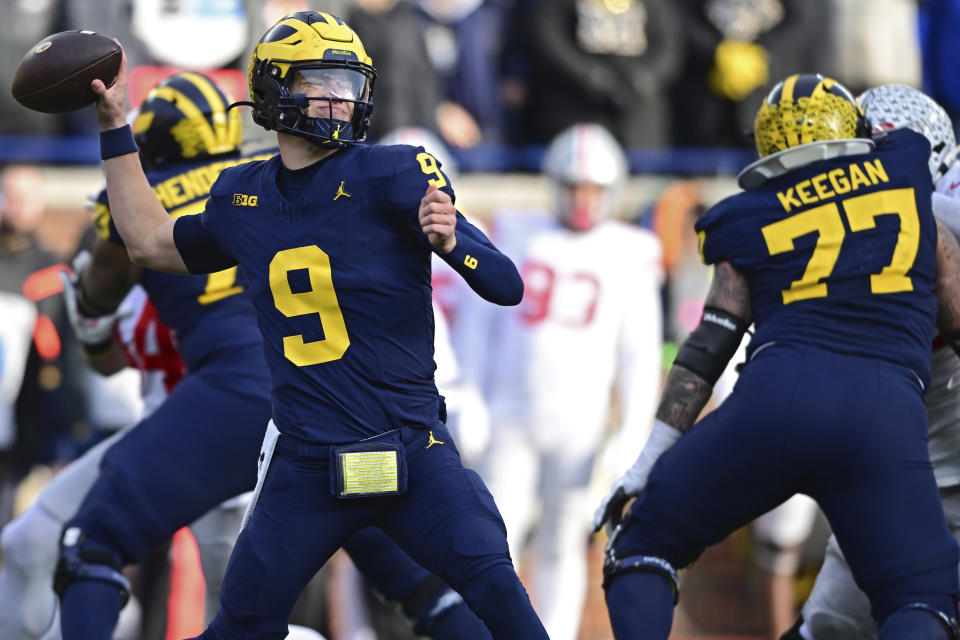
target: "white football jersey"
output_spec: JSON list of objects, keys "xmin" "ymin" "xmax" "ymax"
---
[{"xmin": 475, "ymin": 215, "xmax": 664, "ymax": 452}]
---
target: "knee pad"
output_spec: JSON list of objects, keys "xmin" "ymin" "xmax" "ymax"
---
[
  {"xmin": 53, "ymin": 527, "xmax": 130, "ymax": 606},
  {"xmin": 886, "ymin": 603, "xmax": 960, "ymax": 640},
  {"xmin": 603, "ymin": 523, "xmax": 679, "ymax": 604}
]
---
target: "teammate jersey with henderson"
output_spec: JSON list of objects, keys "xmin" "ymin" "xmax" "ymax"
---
[
  {"xmin": 95, "ymin": 153, "xmax": 273, "ymax": 374},
  {"xmin": 172, "ymin": 143, "xmax": 523, "ymax": 444}
]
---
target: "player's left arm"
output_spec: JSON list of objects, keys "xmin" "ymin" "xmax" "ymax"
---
[
  {"xmin": 419, "ymin": 184, "xmax": 524, "ymax": 306},
  {"xmin": 593, "ymin": 260, "xmax": 752, "ymax": 533},
  {"xmin": 658, "ymin": 260, "xmax": 752, "ymax": 432}
]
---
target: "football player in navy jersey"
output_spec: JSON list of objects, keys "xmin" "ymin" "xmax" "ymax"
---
[
  {"xmin": 43, "ymin": 70, "xmax": 496, "ymax": 640},
  {"xmin": 86, "ymin": 10, "xmax": 545, "ymax": 640},
  {"xmin": 593, "ymin": 73, "xmax": 960, "ymax": 639}
]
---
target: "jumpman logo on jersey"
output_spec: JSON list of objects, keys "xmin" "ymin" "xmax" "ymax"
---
[
  {"xmin": 334, "ymin": 181, "xmax": 351, "ymax": 201},
  {"xmin": 426, "ymin": 431, "xmax": 444, "ymax": 449}
]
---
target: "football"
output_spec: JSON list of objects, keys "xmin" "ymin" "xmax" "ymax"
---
[{"xmin": 11, "ymin": 30, "xmax": 121, "ymax": 114}]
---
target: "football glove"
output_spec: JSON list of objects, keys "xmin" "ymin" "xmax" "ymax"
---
[
  {"xmin": 708, "ymin": 40, "xmax": 769, "ymax": 102},
  {"xmin": 58, "ymin": 251, "xmax": 132, "ymax": 348},
  {"xmin": 592, "ymin": 419, "xmax": 682, "ymax": 534}
]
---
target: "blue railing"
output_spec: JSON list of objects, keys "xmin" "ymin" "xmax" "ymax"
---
[{"xmin": 0, "ymin": 136, "xmax": 756, "ymax": 175}]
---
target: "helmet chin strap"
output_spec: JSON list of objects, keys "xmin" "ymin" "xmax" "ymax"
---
[{"xmin": 273, "ymin": 93, "xmax": 360, "ymax": 148}]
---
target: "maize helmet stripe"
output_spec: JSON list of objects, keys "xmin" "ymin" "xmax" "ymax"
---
[
  {"xmin": 780, "ymin": 74, "xmax": 797, "ymax": 103},
  {"xmin": 149, "ymin": 86, "xmax": 223, "ymax": 157},
  {"xmin": 132, "ymin": 111, "xmax": 155, "ymax": 136},
  {"xmin": 177, "ymin": 72, "xmax": 231, "ymax": 148},
  {"xmin": 183, "ymin": 72, "xmax": 242, "ymax": 153},
  {"xmin": 134, "ymin": 71, "xmax": 242, "ymax": 170}
]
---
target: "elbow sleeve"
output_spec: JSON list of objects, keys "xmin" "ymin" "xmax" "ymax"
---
[{"xmin": 672, "ymin": 306, "xmax": 749, "ymax": 385}]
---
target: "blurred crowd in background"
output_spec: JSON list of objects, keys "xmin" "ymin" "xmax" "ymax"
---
[
  {"xmin": 3, "ymin": 0, "xmax": 958, "ymax": 153},
  {"xmin": 0, "ymin": 1, "xmax": 955, "ymax": 639}
]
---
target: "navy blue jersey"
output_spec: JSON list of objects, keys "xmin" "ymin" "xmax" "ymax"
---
[
  {"xmin": 93, "ymin": 152, "xmax": 274, "ymax": 372},
  {"xmin": 696, "ymin": 129, "xmax": 938, "ymax": 385},
  {"xmin": 173, "ymin": 143, "xmax": 519, "ymax": 443}
]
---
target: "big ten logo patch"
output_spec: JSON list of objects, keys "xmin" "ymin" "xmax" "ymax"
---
[{"xmin": 233, "ymin": 194, "xmax": 259, "ymax": 207}]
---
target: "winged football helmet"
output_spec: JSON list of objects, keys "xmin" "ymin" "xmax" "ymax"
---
[
  {"xmin": 246, "ymin": 11, "xmax": 376, "ymax": 149},
  {"xmin": 858, "ymin": 84, "xmax": 957, "ymax": 182},
  {"xmin": 753, "ymin": 73, "xmax": 866, "ymax": 159},
  {"xmin": 133, "ymin": 71, "xmax": 242, "ymax": 171}
]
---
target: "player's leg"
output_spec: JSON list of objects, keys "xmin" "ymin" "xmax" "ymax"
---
[
  {"xmin": 197, "ymin": 439, "xmax": 372, "ymax": 639},
  {"xmin": 0, "ymin": 431, "xmax": 121, "ymax": 640},
  {"xmin": 55, "ymin": 350, "xmax": 271, "ymax": 640},
  {"xmin": 526, "ymin": 451, "xmax": 594, "ymax": 640},
  {"xmin": 343, "ymin": 526, "xmax": 492, "ymax": 639},
  {"xmin": 788, "ymin": 454, "xmax": 960, "ymax": 639},
  {"xmin": 603, "ymin": 347, "xmax": 838, "ymax": 638},
  {"xmin": 812, "ymin": 364, "xmax": 959, "ymax": 637},
  {"xmin": 380, "ymin": 422, "xmax": 549, "ymax": 640}
]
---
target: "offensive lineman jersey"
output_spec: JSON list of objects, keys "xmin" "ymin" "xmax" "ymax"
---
[
  {"xmin": 93, "ymin": 152, "xmax": 274, "ymax": 374},
  {"xmin": 696, "ymin": 129, "xmax": 938, "ymax": 386},
  {"xmin": 172, "ymin": 144, "xmax": 522, "ymax": 444}
]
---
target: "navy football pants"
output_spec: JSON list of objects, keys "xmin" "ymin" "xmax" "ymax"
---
[
  {"xmin": 606, "ymin": 344, "xmax": 959, "ymax": 636},
  {"xmin": 60, "ymin": 348, "xmax": 493, "ymax": 639},
  {"xmin": 65, "ymin": 345, "xmax": 272, "ymax": 563},
  {"xmin": 202, "ymin": 421, "xmax": 548, "ymax": 640}
]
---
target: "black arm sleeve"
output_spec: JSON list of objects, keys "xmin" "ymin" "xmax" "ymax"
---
[
  {"xmin": 173, "ymin": 215, "xmax": 237, "ymax": 275},
  {"xmin": 672, "ymin": 306, "xmax": 749, "ymax": 385}
]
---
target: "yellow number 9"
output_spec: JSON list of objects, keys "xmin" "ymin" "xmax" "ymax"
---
[
  {"xmin": 417, "ymin": 152, "xmax": 447, "ymax": 189},
  {"xmin": 269, "ymin": 245, "xmax": 350, "ymax": 366}
]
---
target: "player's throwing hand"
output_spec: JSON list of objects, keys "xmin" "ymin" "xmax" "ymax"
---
[
  {"xmin": 90, "ymin": 43, "xmax": 128, "ymax": 131},
  {"xmin": 419, "ymin": 184, "xmax": 457, "ymax": 254}
]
